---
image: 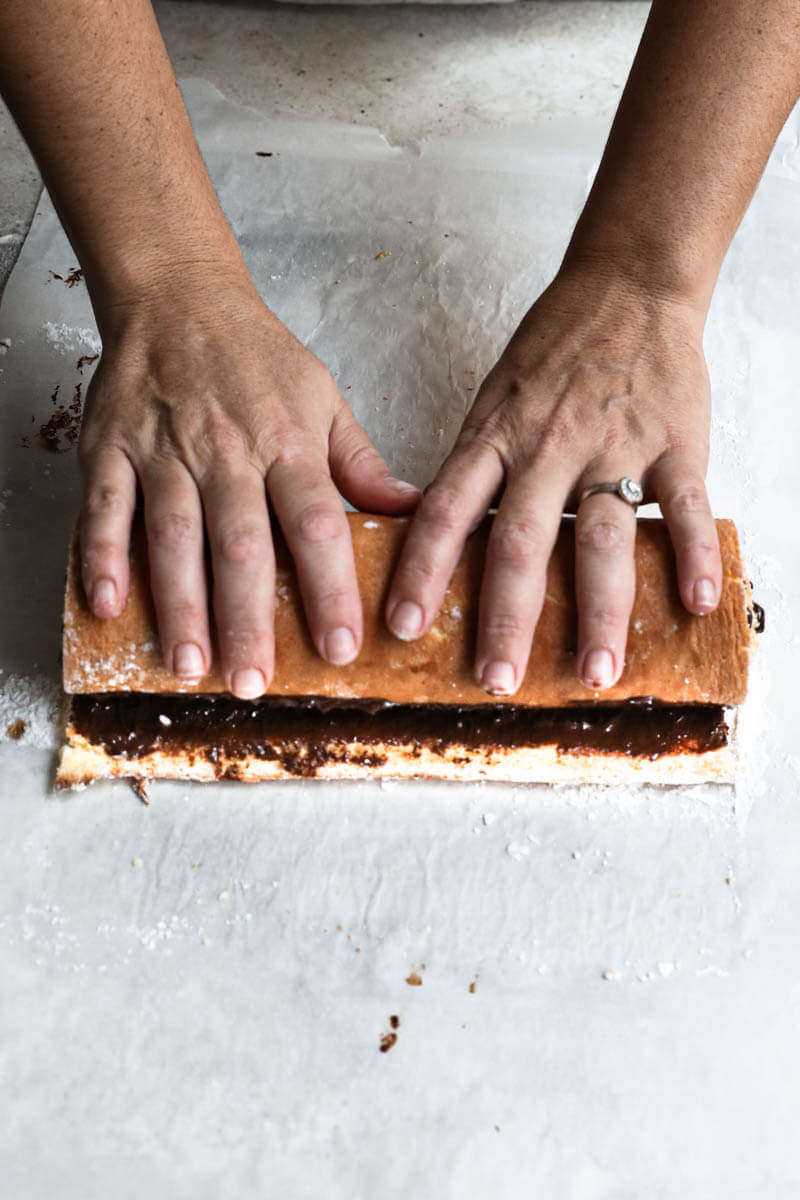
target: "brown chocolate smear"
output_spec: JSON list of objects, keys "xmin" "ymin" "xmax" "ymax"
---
[
  {"xmin": 69, "ymin": 694, "xmax": 729, "ymax": 777},
  {"xmin": 39, "ymin": 382, "xmax": 83, "ymax": 452}
]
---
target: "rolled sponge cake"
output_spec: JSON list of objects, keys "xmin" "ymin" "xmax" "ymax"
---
[
  {"xmin": 62, "ymin": 513, "xmax": 753, "ymax": 707},
  {"xmin": 57, "ymin": 514, "xmax": 755, "ymax": 788}
]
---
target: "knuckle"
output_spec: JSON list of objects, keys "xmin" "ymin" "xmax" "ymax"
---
[
  {"xmin": 535, "ymin": 414, "xmax": 578, "ymax": 459},
  {"xmin": 598, "ymin": 424, "xmax": 623, "ymax": 457},
  {"xmin": 84, "ymin": 484, "xmax": 128, "ymax": 520},
  {"xmin": 456, "ymin": 415, "xmax": 506, "ymax": 457},
  {"xmin": 666, "ymin": 485, "xmax": 710, "ymax": 517},
  {"xmin": 202, "ymin": 408, "xmax": 246, "ymax": 465},
  {"xmin": 491, "ymin": 518, "xmax": 541, "ymax": 570},
  {"xmin": 342, "ymin": 439, "xmax": 383, "ymax": 473},
  {"xmin": 420, "ymin": 487, "xmax": 467, "ymax": 537},
  {"xmin": 584, "ymin": 605, "xmax": 624, "ymax": 630},
  {"xmin": 81, "ymin": 538, "xmax": 119, "ymax": 574},
  {"xmin": 216, "ymin": 522, "xmax": 266, "ymax": 567},
  {"xmin": 78, "ymin": 430, "xmax": 127, "ymax": 471},
  {"xmin": 158, "ymin": 600, "xmax": 207, "ymax": 629},
  {"xmin": 398, "ymin": 554, "xmax": 438, "ymax": 591},
  {"xmin": 577, "ymin": 519, "xmax": 627, "ymax": 555},
  {"xmin": 219, "ymin": 626, "xmax": 273, "ymax": 652},
  {"xmin": 148, "ymin": 510, "xmax": 196, "ymax": 550},
  {"xmin": 310, "ymin": 584, "xmax": 354, "ymax": 611},
  {"xmin": 294, "ymin": 502, "xmax": 345, "ymax": 545},
  {"xmin": 264, "ymin": 433, "xmax": 309, "ymax": 470},
  {"xmin": 483, "ymin": 611, "xmax": 527, "ymax": 640}
]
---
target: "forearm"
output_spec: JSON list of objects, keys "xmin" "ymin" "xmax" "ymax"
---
[
  {"xmin": 565, "ymin": 0, "xmax": 800, "ymax": 309},
  {"xmin": 0, "ymin": 0, "xmax": 249, "ymax": 323}
]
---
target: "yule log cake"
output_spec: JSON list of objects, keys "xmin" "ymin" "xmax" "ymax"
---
[{"xmin": 57, "ymin": 514, "xmax": 759, "ymax": 788}]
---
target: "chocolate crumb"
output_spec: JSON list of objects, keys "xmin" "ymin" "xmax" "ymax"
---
[
  {"xmin": 390, "ymin": 1015, "xmax": 400, "ymax": 1030},
  {"xmin": 469, "ymin": 981, "xmax": 476, "ymax": 994},
  {"xmin": 379, "ymin": 1031, "xmax": 397, "ymax": 1053},
  {"xmin": 131, "ymin": 777, "xmax": 150, "ymax": 805},
  {"xmin": 76, "ymin": 354, "xmax": 99, "ymax": 372},
  {"xmin": 39, "ymin": 382, "xmax": 83, "ymax": 452},
  {"xmin": 406, "ymin": 972, "xmax": 423, "ymax": 987},
  {"xmin": 255, "ymin": 151, "xmax": 273, "ymax": 157},
  {"xmin": 6, "ymin": 719, "xmax": 26, "ymax": 740},
  {"xmin": 48, "ymin": 267, "xmax": 83, "ymax": 287}
]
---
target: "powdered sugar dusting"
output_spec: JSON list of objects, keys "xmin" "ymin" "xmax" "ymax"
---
[
  {"xmin": 0, "ymin": 671, "xmax": 63, "ymax": 749},
  {"xmin": 43, "ymin": 322, "xmax": 101, "ymax": 356}
]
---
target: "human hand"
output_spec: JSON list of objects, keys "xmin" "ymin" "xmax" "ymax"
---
[
  {"xmin": 385, "ymin": 266, "xmax": 721, "ymax": 694},
  {"xmin": 78, "ymin": 269, "xmax": 420, "ymax": 697}
]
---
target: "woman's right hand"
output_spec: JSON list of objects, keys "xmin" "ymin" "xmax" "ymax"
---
[{"xmin": 78, "ymin": 268, "xmax": 420, "ymax": 697}]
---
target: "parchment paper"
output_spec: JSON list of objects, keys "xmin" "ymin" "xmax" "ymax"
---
[{"xmin": 2, "ymin": 79, "xmax": 800, "ymax": 1197}]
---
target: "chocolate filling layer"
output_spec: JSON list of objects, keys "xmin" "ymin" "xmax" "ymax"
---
[{"xmin": 69, "ymin": 694, "xmax": 729, "ymax": 778}]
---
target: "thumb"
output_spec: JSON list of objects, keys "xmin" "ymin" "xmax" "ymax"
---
[{"xmin": 329, "ymin": 404, "xmax": 421, "ymax": 514}]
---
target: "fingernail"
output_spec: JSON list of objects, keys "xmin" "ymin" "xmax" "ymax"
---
[
  {"xmin": 582, "ymin": 648, "xmax": 615, "ymax": 690},
  {"xmin": 693, "ymin": 578, "xmax": 716, "ymax": 612},
  {"xmin": 389, "ymin": 600, "xmax": 424, "ymax": 640},
  {"xmin": 324, "ymin": 626, "xmax": 357, "ymax": 665},
  {"xmin": 391, "ymin": 479, "xmax": 420, "ymax": 496},
  {"xmin": 173, "ymin": 642, "xmax": 205, "ymax": 680},
  {"xmin": 231, "ymin": 668, "xmax": 265, "ymax": 699},
  {"xmin": 480, "ymin": 660, "xmax": 516, "ymax": 695},
  {"xmin": 91, "ymin": 577, "xmax": 117, "ymax": 614}
]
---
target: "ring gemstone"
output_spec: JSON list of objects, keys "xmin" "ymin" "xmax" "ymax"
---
[{"xmin": 618, "ymin": 477, "xmax": 644, "ymax": 505}]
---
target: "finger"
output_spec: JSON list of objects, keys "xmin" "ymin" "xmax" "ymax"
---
[
  {"xmin": 142, "ymin": 461, "xmax": 211, "ymax": 682},
  {"xmin": 475, "ymin": 461, "xmax": 574, "ymax": 695},
  {"xmin": 201, "ymin": 470, "xmax": 275, "ymax": 698},
  {"xmin": 650, "ymin": 453, "xmax": 722, "ymax": 614},
  {"xmin": 574, "ymin": 476, "xmax": 640, "ymax": 691},
  {"xmin": 385, "ymin": 438, "xmax": 504, "ymax": 641},
  {"xmin": 329, "ymin": 404, "xmax": 421, "ymax": 513},
  {"xmin": 267, "ymin": 456, "xmax": 362, "ymax": 666},
  {"xmin": 79, "ymin": 445, "xmax": 137, "ymax": 618}
]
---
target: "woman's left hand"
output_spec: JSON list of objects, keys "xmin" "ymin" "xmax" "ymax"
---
[{"xmin": 384, "ymin": 263, "xmax": 722, "ymax": 695}]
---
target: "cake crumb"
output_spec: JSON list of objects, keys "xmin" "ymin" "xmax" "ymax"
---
[
  {"xmin": 602, "ymin": 968, "xmax": 623, "ymax": 982},
  {"xmin": 131, "ymin": 777, "xmax": 150, "ymax": 805},
  {"xmin": 6, "ymin": 718, "xmax": 25, "ymax": 740}
]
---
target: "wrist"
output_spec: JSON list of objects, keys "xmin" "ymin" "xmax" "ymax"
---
[
  {"xmin": 88, "ymin": 251, "xmax": 261, "ymax": 342},
  {"xmin": 561, "ymin": 216, "xmax": 718, "ymax": 317},
  {"xmin": 520, "ymin": 257, "xmax": 709, "ymax": 371}
]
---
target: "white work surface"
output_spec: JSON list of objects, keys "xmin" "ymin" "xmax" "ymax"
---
[{"xmin": 2, "ymin": 78, "xmax": 800, "ymax": 1198}]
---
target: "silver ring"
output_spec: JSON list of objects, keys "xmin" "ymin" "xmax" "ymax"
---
[{"xmin": 579, "ymin": 476, "xmax": 644, "ymax": 508}]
